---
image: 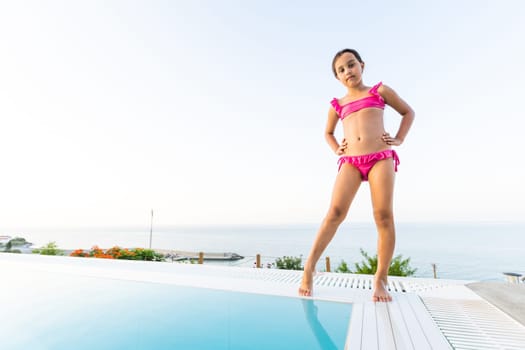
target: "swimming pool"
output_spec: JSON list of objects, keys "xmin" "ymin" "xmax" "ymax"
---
[{"xmin": 1, "ymin": 259, "xmax": 352, "ymax": 349}]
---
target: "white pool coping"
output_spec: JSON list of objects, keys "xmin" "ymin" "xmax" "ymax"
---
[{"xmin": 2, "ymin": 254, "xmax": 525, "ymax": 349}]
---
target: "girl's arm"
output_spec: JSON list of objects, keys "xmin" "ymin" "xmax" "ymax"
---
[
  {"xmin": 378, "ymin": 84, "xmax": 415, "ymax": 146},
  {"xmin": 325, "ymin": 107, "xmax": 347, "ymax": 154}
]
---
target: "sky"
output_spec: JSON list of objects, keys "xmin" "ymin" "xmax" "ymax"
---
[{"xmin": 1, "ymin": 0, "xmax": 524, "ymax": 229}]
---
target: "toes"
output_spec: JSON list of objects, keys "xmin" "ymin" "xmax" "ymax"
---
[
  {"xmin": 298, "ymin": 288, "xmax": 311, "ymax": 296},
  {"xmin": 380, "ymin": 295, "xmax": 392, "ymax": 302},
  {"xmin": 372, "ymin": 293, "xmax": 392, "ymax": 302}
]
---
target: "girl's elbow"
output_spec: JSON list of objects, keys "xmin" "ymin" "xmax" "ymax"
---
[
  {"xmin": 325, "ymin": 132, "xmax": 335, "ymax": 141},
  {"xmin": 405, "ymin": 108, "xmax": 415, "ymax": 120}
]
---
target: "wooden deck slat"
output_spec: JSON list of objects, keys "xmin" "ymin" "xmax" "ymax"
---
[
  {"xmin": 387, "ymin": 299, "xmax": 415, "ymax": 350},
  {"xmin": 396, "ymin": 295, "xmax": 433, "ymax": 350},
  {"xmin": 345, "ymin": 303, "xmax": 363, "ymax": 349},
  {"xmin": 346, "ymin": 295, "xmax": 454, "ymax": 350},
  {"xmin": 361, "ymin": 302, "xmax": 379, "ymax": 349},
  {"xmin": 376, "ymin": 302, "xmax": 396, "ymax": 350}
]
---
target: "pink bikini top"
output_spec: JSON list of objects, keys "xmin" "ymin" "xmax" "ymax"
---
[{"xmin": 331, "ymin": 82, "xmax": 385, "ymax": 120}]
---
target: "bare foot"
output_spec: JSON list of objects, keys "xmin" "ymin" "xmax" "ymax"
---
[
  {"xmin": 372, "ymin": 276, "xmax": 392, "ymax": 302},
  {"xmin": 299, "ymin": 270, "xmax": 314, "ymax": 296}
]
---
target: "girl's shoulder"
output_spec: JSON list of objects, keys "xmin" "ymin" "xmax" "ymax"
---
[
  {"xmin": 375, "ymin": 83, "xmax": 407, "ymax": 107},
  {"xmin": 375, "ymin": 82, "xmax": 397, "ymax": 100},
  {"xmin": 375, "ymin": 82, "xmax": 397, "ymax": 93}
]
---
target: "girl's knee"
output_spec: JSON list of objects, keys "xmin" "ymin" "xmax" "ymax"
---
[
  {"xmin": 326, "ymin": 207, "xmax": 347, "ymax": 224},
  {"xmin": 373, "ymin": 209, "xmax": 393, "ymax": 226}
]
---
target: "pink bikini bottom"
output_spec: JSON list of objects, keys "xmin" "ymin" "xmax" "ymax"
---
[{"xmin": 338, "ymin": 149, "xmax": 399, "ymax": 181}]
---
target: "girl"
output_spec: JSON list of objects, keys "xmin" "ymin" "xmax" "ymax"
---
[{"xmin": 299, "ymin": 49, "xmax": 415, "ymax": 302}]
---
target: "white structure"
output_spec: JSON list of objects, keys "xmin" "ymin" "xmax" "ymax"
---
[{"xmin": 2, "ymin": 253, "xmax": 524, "ymax": 349}]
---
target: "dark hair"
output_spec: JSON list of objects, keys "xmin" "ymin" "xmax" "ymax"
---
[{"xmin": 331, "ymin": 48, "xmax": 363, "ymax": 78}]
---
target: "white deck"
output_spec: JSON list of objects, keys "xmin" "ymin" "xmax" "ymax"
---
[{"xmin": 2, "ymin": 254, "xmax": 525, "ymax": 349}]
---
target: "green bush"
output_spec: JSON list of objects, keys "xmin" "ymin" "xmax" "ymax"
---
[
  {"xmin": 336, "ymin": 248, "xmax": 416, "ymax": 276},
  {"xmin": 32, "ymin": 242, "xmax": 63, "ymax": 256},
  {"xmin": 275, "ymin": 255, "xmax": 303, "ymax": 270},
  {"xmin": 2, "ymin": 237, "xmax": 29, "ymax": 252},
  {"xmin": 8, "ymin": 237, "xmax": 28, "ymax": 246},
  {"xmin": 335, "ymin": 260, "xmax": 351, "ymax": 273},
  {"xmin": 131, "ymin": 248, "xmax": 165, "ymax": 261}
]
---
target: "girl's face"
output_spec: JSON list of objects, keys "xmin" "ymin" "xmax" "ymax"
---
[{"xmin": 334, "ymin": 52, "xmax": 364, "ymax": 88}]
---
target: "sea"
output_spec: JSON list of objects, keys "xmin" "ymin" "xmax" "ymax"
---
[{"xmin": 3, "ymin": 222, "xmax": 524, "ymax": 282}]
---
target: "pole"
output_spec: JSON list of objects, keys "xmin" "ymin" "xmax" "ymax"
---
[{"xmin": 149, "ymin": 209, "xmax": 153, "ymax": 249}]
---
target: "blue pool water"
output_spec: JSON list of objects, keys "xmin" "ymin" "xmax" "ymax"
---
[{"xmin": 2, "ymin": 269, "xmax": 352, "ymax": 350}]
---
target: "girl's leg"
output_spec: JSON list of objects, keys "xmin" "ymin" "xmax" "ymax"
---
[
  {"xmin": 367, "ymin": 158, "xmax": 396, "ymax": 302},
  {"xmin": 299, "ymin": 164, "xmax": 362, "ymax": 296}
]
